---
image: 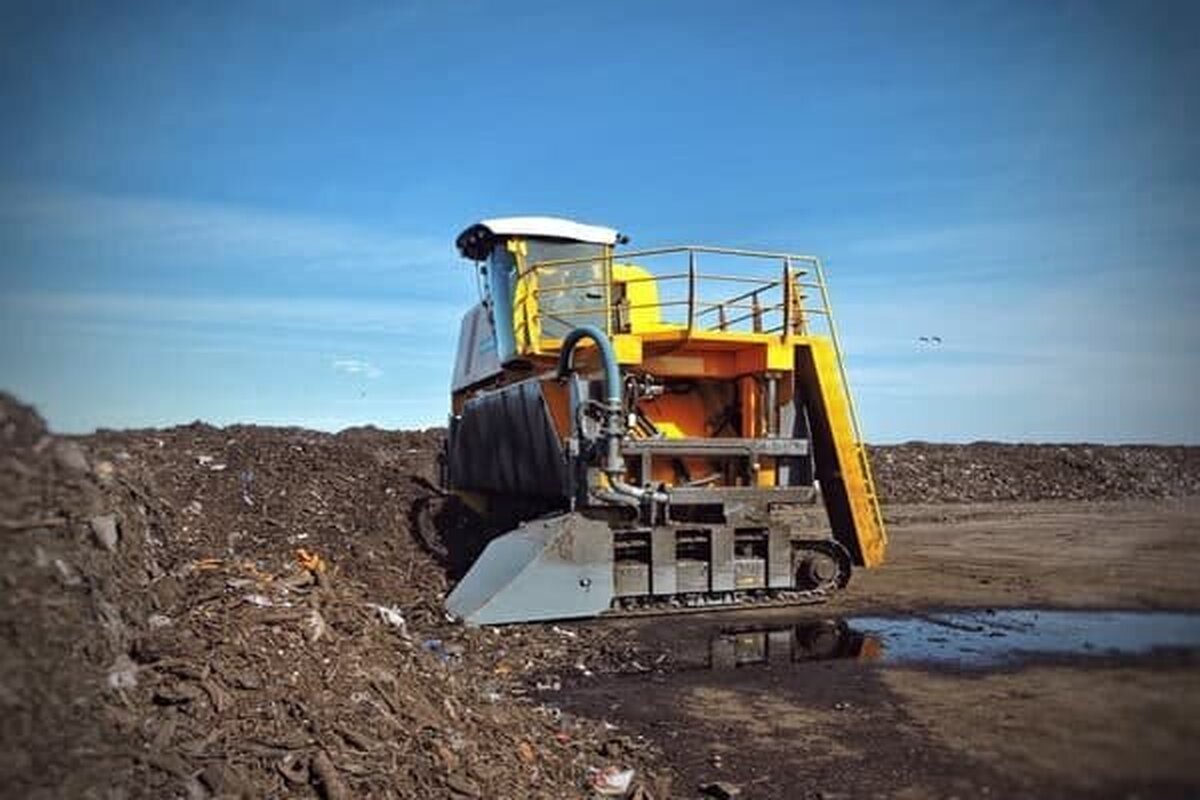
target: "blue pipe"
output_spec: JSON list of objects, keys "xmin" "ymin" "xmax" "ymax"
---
[
  {"xmin": 556, "ymin": 324, "xmax": 668, "ymax": 507},
  {"xmin": 555, "ymin": 324, "xmax": 621, "ymax": 407}
]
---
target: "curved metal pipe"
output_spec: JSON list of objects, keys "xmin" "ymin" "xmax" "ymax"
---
[
  {"xmin": 556, "ymin": 325, "xmax": 621, "ymax": 406},
  {"xmin": 556, "ymin": 325, "xmax": 666, "ymax": 506}
]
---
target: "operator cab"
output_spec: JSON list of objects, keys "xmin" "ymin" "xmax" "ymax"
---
[{"xmin": 452, "ymin": 217, "xmax": 624, "ymax": 391}]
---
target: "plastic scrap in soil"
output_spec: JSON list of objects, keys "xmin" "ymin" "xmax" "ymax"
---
[
  {"xmin": 295, "ymin": 547, "xmax": 327, "ymax": 574},
  {"xmin": 89, "ymin": 514, "xmax": 120, "ymax": 552},
  {"xmin": 106, "ymin": 654, "xmax": 139, "ymax": 690},
  {"xmin": 589, "ymin": 765, "xmax": 635, "ymax": 796},
  {"xmin": 421, "ymin": 638, "xmax": 463, "ymax": 663},
  {"xmin": 368, "ymin": 603, "xmax": 409, "ymax": 637}
]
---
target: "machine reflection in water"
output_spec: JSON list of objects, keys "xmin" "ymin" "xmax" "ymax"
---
[{"xmin": 651, "ymin": 609, "xmax": 1200, "ymax": 673}]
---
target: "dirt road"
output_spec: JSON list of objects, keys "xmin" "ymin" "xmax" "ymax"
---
[{"xmin": 557, "ymin": 499, "xmax": 1200, "ymax": 799}]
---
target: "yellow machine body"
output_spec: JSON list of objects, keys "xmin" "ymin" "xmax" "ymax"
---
[{"xmin": 442, "ymin": 218, "xmax": 885, "ymax": 624}]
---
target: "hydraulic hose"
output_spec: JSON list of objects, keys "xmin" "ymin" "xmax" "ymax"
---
[
  {"xmin": 556, "ymin": 325, "xmax": 621, "ymax": 406},
  {"xmin": 556, "ymin": 325, "xmax": 666, "ymax": 506}
]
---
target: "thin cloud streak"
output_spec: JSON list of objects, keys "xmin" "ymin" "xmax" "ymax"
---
[
  {"xmin": 2, "ymin": 290, "xmax": 459, "ymax": 337},
  {"xmin": 0, "ymin": 184, "xmax": 448, "ymax": 273},
  {"xmin": 332, "ymin": 358, "xmax": 383, "ymax": 379}
]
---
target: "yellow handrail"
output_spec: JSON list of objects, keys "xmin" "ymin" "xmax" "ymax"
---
[
  {"xmin": 812, "ymin": 257, "xmax": 885, "ymax": 533},
  {"xmin": 521, "ymin": 245, "xmax": 827, "ymax": 340}
]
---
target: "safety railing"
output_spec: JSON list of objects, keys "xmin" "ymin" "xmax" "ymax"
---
[
  {"xmin": 516, "ymin": 245, "xmax": 831, "ymax": 341},
  {"xmin": 515, "ymin": 245, "xmax": 883, "ymax": 530}
]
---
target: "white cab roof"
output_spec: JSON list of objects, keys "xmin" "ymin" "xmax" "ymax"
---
[{"xmin": 456, "ymin": 216, "xmax": 621, "ymax": 260}]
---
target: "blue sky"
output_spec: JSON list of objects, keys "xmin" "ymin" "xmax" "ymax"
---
[{"xmin": 1, "ymin": 0, "xmax": 1197, "ymax": 442}]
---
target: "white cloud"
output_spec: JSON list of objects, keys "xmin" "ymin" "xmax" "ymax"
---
[
  {"xmin": 332, "ymin": 358, "xmax": 383, "ymax": 379},
  {"xmin": 1, "ymin": 290, "xmax": 458, "ymax": 337},
  {"xmin": 0, "ymin": 183, "xmax": 449, "ymax": 273}
]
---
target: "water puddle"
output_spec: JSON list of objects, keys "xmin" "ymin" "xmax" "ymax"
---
[
  {"xmin": 644, "ymin": 609, "xmax": 1200, "ymax": 671},
  {"xmin": 853, "ymin": 609, "xmax": 1200, "ymax": 667}
]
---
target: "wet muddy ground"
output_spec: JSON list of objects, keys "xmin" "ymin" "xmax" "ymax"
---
[{"xmin": 552, "ymin": 499, "xmax": 1200, "ymax": 799}]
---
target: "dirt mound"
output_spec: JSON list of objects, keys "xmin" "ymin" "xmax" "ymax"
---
[
  {"xmin": 4, "ymin": 387, "xmax": 1199, "ymax": 799},
  {"xmin": 0, "ymin": 397, "xmax": 668, "ymax": 799},
  {"xmin": 0, "ymin": 391, "xmax": 48, "ymax": 449},
  {"xmin": 870, "ymin": 443, "xmax": 1200, "ymax": 504}
]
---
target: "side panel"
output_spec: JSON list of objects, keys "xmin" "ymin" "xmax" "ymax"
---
[{"xmin": 451, "ymin": 304, "xmax": 503, "ymax": 392}]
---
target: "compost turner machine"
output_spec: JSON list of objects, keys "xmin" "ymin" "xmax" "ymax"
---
[{"xmin": 433, "ymin": 217, "xmax": 886, "ymax": 625}]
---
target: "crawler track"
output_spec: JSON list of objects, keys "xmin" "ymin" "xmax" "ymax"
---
[{"xmin": 608, "ymin": 588, "xmax": 834, "ymax": 618}]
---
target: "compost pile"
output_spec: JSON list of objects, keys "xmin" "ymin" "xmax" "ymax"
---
[
  {"xmin": 869, "ymin": 442, "xmax": 1200, "ymax": 504},
  {"xmin": 0, "ymin": 393, "xmax": 667, "ymax": 800},
  {"xmin": 4, "ymin": 390, "xmax": 1200, "ymax": 800}
]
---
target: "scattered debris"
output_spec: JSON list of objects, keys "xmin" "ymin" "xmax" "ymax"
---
[
  {"xmin": 51, "ymin": 440, "xmax": 89, "ymax": 473},
  {"xmin": 92, "ymin": 460, "xmax": 116, "ymax": 483},
  {"xmin": 296, "ymin": 547, "xmax": 327, "ymax": 574},
  {"xmin": 311, "ymin": 750, "xmax": 351, "ymax": 800},
  {"xmin": 307, "ymin": 607, "xmax": 328, "ymax": 641},
  {"xmin": 3, "ymin": 392, "xmax": 671, "ymax": 796},
  {"xmin": 6, "ymin": 389, "xmax": 1198, "ymax": 799},
  {"xmin": 88, "ymin": 514, "xmax": 120, "ymax": 552},
  {"xmin": 368, "ymin": 603, "xmax": 409, "ymax": 637},
  {"xmin": 52, "ymin": 557, "xmax": 81, "ymax": 586},
  {"xmin": 147, "ymin": 613, "xmax": 172, "ymax": 629},
  {"xmin": 445, "ymin": 772, "xmax": 483, "ymax": 797},
  {"xmin": 590, "ymin": 765, "xmax": 636, "ymax": 796},
  {"xmin": 106, "ymin": 654, "xmax": 139, "ymax": 690},
  {"xmin": 700, "ymin": 780, "xmax": 742, "ymax": 799},
  {"xmin": 421, "ymin": 638, "xmax": 463, "ymax": 663}
]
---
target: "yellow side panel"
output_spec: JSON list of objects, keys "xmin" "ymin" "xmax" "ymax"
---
[
  {"xmin": 639, "ymin": 392, "xmax": 717, "ymax": 486},
  {"xmin": 512, "ymin": 266, "xmax": 541, "ymax": 354},
  {"xmin": 612, "ymin": 334, "xmax": 643, "ymax": 365},
  {"xmin": 765, "ymin": 340, "xmax": 796, "ymax": 371},
  {"xmin": 612, "ymin": 263, "xmax": 668, "ymax": 333},
  {"xmin": 796, "ymin": 338, "xmax": 887, "ymax": 568},
  {"xmin": 653, "ymin": 421, "xmax": 688, "ymax": 439},
  {"xmin": 639, "ymin": 393, "xmax": 708, "ymax": 437}
]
